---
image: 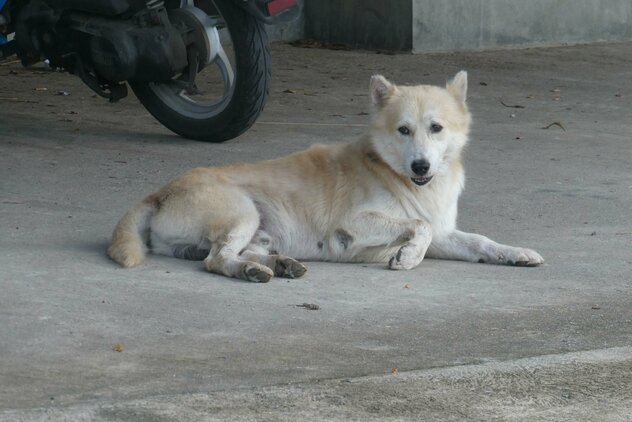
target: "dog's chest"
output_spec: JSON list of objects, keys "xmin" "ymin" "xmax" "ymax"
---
[{"xmin": 379, "ymin": 178, "xmax": 461, "ymax": 235}]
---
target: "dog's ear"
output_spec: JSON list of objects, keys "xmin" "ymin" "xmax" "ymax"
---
[
  {"xmin": 447, "ymin": 70, "xmax": 468, "ymax": 104},
  {"xmin": 370, "ymin": 75, "xmax": 395, "ymax": 108}
]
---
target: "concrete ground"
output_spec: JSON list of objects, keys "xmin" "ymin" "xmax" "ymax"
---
[{"xmin": 1, "ymin": 42, "xmax": 631, "ymax": 420}]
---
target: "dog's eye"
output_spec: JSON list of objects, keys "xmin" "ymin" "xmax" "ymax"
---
[
  {"xmin": 398, "ymin": 126, "xmax": 411, "ymax": 135},
  {"xmin": 430, "ymin": 123, "xmax": 443, "ymax": 134}
]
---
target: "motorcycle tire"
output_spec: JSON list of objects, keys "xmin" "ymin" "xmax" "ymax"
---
[{"xmin": 130, "ymin": 0, "xmax": 271, "ymax": 142}]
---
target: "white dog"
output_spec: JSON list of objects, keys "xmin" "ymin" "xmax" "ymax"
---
[{"xmin": 108, "ymin": 71, "xmax": 544, "ymax": 282}]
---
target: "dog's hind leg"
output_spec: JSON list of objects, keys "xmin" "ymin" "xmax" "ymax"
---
[
  {"xmin": 241, "ymin": 246, "xmax": 307, "ymax": 279},
  {"xmin": 203, "ymin": 201, "xmax": 274, "ymax": 283},
  {"xmin": 204, "ymin": 226, "xmax": 275, "ymax": 283},
  {"xmin": 235, "ymin": 230, "xmax": 307, "ymax": 279}
]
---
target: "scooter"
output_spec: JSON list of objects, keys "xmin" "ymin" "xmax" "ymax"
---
[{"xmin": 0, "ymin": 0, "xmax": 299, "ymax": 141}]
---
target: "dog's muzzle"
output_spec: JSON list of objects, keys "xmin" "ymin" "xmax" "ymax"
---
[
  {"xmin": 411, "ymin": 175, "xmax": 433, "ymax": 186},
  {"xmin": 410, "ymin": 159, "xmax": 432, "ymax": 186}
]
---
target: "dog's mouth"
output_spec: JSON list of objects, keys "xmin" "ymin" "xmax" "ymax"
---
[{"xmin": 411, "ymin": 175, "xmax": 433, "ymax": 186}]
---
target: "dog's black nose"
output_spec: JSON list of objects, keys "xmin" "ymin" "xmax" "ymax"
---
[{"xmin": 411, "ymin": 159, "xmax": 430, "ymax": 176}]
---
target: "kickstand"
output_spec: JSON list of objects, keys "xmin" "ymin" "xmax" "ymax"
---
[{"xmin": 183, "ymin": 48, "xmax": 200, "ymax": 95}]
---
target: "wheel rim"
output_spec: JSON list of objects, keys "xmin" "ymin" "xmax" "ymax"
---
[{"xmin": 148, "ymin": 1, "xmax": 236, "ymax": 120}]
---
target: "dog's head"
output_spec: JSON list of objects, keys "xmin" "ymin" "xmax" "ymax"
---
[{"xmin": 368, "ymin": 72, "xmax": 471, "ymax": 186}]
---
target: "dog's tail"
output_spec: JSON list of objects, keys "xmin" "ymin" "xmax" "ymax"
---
[{"xmin": 107, "ymin": 197, "xmax": 156, "ymax": 268}]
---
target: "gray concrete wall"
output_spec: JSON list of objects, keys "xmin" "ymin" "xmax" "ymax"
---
[
  {"xmin": 291, "ymin": 0, "xmax": 632, "ymax": 51},
  {"xmin": 412, "ymin": 0, "xmax": 632, "ymax": 51}
]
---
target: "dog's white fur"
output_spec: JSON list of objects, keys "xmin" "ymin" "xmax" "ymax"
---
[{"xmin": 108, "ymin": 72, "xmax": 543, "ymax": 282}]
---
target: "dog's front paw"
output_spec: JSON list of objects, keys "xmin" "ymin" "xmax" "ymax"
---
[
  {"xmin": 389, "ymin": 244, "xmax": 423, "ymax": 270},
  {"xmin": 499, "ymin": 247, "xmax": 544, "ymax": 267}
]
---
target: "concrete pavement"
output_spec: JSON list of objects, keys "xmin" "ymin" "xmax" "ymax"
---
[{"xmin": 1, "ymin": 42, "xmax": 631, "ymax": 420}]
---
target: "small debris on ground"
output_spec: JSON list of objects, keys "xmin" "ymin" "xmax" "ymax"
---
[
  {"xmin": 113, "ymin": 343, "xmax": 124, "ymax": 352},
  {"xmin": 542, "ymin": 122, "xmax": 566, "ymax": 131},
  {"xmin": 57, "ymin": 91, "xmax": 70, "ymax": 96},
  {"xmin": 404, "ymin": 283, "xmax": 412, "ymax": 289},
  {"xmin": 34, "ymin": 87, "xmax": 48, "ymax": 91},
  {"xmin": 282, "ymin": 89, "xmax": 295, "ymax": 94},
  {"xmin": 479, "ymin": 81, "xmax": 488, "ymax": 86},
  {"xmin": 499, "ymin": 98, "xmax": 526, "ymax": 108},
  {"xmin": 391, "ymin": 367, "xmax": 399, "ymax": 375},
  {"xmin": 591, "ymin": 305, "xmax": 601, "ymax": 310},
  {"xmin": 296, "ymin": 303, "xmax": 320, "ymax": 310}
]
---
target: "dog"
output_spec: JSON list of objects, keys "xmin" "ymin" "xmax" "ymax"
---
[{"xmin": 108, "ymin": 71, "xmax": 544, "ymax": 282}]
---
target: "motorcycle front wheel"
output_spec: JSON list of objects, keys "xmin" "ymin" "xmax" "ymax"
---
[{"xmin": 130, "ymin": 0, "xmax": 270, "ymax": 142}]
